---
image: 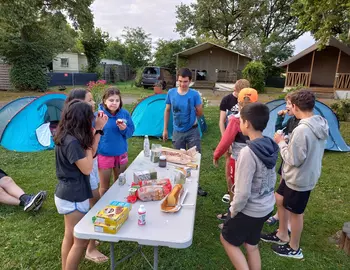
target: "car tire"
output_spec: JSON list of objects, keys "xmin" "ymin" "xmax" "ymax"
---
[
  {"xmin": 162, "ymin": 81, "xmax": 166, "ymax": 90},
  {"xmin": 143, "ymin": 85, "xmax": 149, "ymax": 89}
]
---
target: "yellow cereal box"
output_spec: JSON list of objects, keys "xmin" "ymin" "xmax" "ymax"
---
[
  {"xmin": 95, "ymin": 205, "xmax": 129, "ymax": 227},
  {"xmin": 94, "ymin": 223, "xmax": 120, "ymax": 234}
]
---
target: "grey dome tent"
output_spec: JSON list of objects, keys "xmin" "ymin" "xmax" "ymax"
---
[{"xmin": 263, "ymin": 99, "xmax": 350, "ymax": 152}]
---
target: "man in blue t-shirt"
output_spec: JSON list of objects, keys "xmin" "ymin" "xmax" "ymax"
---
[{"xmin": 163, "ymin": 67, "xmax": 207, "ymax": 196}]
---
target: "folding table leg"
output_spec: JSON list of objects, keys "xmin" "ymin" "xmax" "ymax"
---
[
  {"xmin": 110, "ymin": 242, "xmax": 115, "ymax": 270},
  {"xmin": 154, "ymin": 246, "xmax": 158, "ymax": 270}
]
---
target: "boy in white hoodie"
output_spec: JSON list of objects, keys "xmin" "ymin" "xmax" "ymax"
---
[{"xmin": 261, "ymin": 90, "xmax": 329, "ymax": 259}]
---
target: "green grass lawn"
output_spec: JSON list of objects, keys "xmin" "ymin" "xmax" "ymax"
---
[{"xmin": 1, "ymin": 105, "xmax": 350, "ymax": 269}]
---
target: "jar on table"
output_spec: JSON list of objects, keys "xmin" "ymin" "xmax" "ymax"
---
[{"xmin": 159, "ymin": 155, "xmax": 167, "ymax": 168}]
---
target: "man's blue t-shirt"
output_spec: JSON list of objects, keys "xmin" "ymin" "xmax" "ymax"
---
[{"xmin": 166, "ymin": 88, "xmax": 202, "ymax": 132}]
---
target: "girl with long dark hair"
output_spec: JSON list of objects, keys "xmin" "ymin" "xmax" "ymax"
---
[
  {"xmin": 64, "ymin": 89, "xmax": 108, "ymax": 263},
  {"xmin": 54, "ymin": 99, "xmax": 107, "ymax": 270}
]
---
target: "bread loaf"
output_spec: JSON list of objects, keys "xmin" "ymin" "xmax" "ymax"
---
[{"xmin": 167, "ymin": 184, "xmax": 182, "ymax": 207}]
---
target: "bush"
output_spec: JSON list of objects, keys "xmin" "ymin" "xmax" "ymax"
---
[
  {"xmin": 330, "ymin": 100, "xmax": 350, "ymax": 121},
  {"xmin": 87, "ymin": 80, "xmax": 108, "ymax": 110},
  {"xmin": 134, "ymin": 67, "xmax": 143, "ymax": 87},
  {"xmin": 277, "ymin": 85, "xmax": 304, "ymax": 99},
  {"xmin": 242, "ymin": 61, "xmax": 266, "ymax": 93}
]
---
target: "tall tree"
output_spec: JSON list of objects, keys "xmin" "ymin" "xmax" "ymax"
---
[
  {"xmin": 81, "ymin": 28, "xmax": 109, "ymax": 73},
  {"xmin": 154, "ymin": 38, "xmax": 197, "ymax": 72},
  {"xmin": 293, "ymin": 0, "xmax": 350, "ymax": 46},
  {"xmin": 122, "ymin": 27, "xmax": 152, "ymax": 69},
  {"xmin": 103, "ymin": 38, "xmax": 126, "ymax": 61},
  {"xmin": 0, "ymin": 0, "xmax": 94, "ymax": 90},
  {"xmin": 175, "ymin": 0, "xmax": 258, "ymax": 47},
  {"xmin": 237, "ymin": 0, "xmax": 304, "ymax": 75}
]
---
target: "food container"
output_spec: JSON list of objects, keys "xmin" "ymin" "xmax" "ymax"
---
[
  {"xmin": 159, "ymin": 155, "xmax": 167, "ymax": 168},
  {"xmin": 174, "ymin": 169, "xmax": 186, "ymax": 184},
  {"xmin": 118, "ymin": 173, "xmax": 126, "ymax": 186},
  {"xmin": 150, "ymin": 144, "xmax": 162, "ymax": 163},
  {"xmin": 160, "ymin": 184, "xmax": 187, "ymax": 213},
  {"xmin": 128, "ymin": 187, "xmax": 137, "ymax": 196}
]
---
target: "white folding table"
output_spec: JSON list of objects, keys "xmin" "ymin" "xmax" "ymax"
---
[{"xmin": 74, "ymin": 151, "xmax": 201, "ymax": 270}]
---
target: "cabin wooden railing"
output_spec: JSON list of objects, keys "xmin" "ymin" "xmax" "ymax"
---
[
  {"xmin": 285, "ymin": 72, "xmax": 311, "ymax": 87},
  {"xmin": 335, "ymin": 73, "xmax": 350, "ymax": 90}
]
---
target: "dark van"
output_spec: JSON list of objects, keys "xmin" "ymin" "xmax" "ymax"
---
[{"xmin": 141, "ymin": 66, "xmax": 175, "ymax": 90}]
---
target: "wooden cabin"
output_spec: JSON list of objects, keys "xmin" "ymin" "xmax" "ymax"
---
[
  {"xmin": 175, "ymin": 42, "xmax": 251, "ymax": 89},
  {"xmin": 279, "ymin": 37, "xmax": 350, "ymax": 96}
]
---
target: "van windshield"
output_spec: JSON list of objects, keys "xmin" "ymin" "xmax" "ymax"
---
[{"xmin": 143, "ymin": 67, "xmax": 159, "ymax": 75}]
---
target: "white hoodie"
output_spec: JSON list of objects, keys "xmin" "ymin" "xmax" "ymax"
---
[{"xmin": 278, "ymin": 115, "xmax": 329, "ymax": 192}]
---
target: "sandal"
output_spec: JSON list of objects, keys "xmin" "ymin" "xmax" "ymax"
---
[
  {"xmin": 266, "ymin": 216, "xmax": 279, "ymax": 226},
  {"xmin": 85, "ymin": 253, "xmax": 109, "ymax": 264},
  {"xmin": 222, "ymin": 194, "xmax": 230, "ymax": 203},
  {"xmin": 216, "ymin": 212, "xmax": 228, "ymax": 221}
]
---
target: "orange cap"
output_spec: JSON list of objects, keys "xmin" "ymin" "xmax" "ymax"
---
[{"xmin": 238, "ymin": 88, "xmax": 258, "ymax": 103}]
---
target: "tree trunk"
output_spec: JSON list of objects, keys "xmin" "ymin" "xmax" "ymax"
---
[{"xmin": 340, "ymin": 222, "xmax": 350, "ymax": 255}]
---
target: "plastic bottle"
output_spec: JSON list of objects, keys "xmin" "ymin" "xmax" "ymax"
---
[
  {"xmin": 144, "ymin": 135, "xmax": 150, "ymax": 157},
  {"xmin": 138, "ymin": 205, "xmax": 146, "ymax": 225}
]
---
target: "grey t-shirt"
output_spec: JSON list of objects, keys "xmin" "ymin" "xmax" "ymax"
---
[{"xmin": 55, "ymin": 135, "xmax": 92, "ymax": 202}]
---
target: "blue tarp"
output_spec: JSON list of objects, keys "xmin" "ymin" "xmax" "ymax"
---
[
  {"xmin": 48, "ymin": 72, "xmax": 97, "ymax": 87},
  {"xmin": 131, "ymin": 94, "xmax": 206, "ymax": 139},
  {"xmin": 263, "ymin": 99, "xmax": 350, "ymax": 152},
  {"xmin": 0, "ymin": 93, "xmax": 66, "ymax": 152}
]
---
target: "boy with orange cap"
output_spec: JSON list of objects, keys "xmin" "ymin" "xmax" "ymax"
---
[{"xmin": 213, "ymin": 88, "xmax": 259, "ymax": 227}]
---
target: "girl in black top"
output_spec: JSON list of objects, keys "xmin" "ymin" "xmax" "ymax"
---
[{"xmin": 54, "ymin": 99, "xmax": 107, "ymax": 270}]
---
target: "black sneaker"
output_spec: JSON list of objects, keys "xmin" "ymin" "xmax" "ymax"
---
[
  {"xmin": 260, "ymin": 231, "xmax": 288, "ymax": 245},
  {"xmin": 272, "ymin": 243, "xmax": 304, "ymax": 259},
  {"xmin": 197, "ymin": 186, "xmax": 207, "ymax": 196},
  {"xmin": 24, "ymin": 192, "xmax": 44, "ymax": 212},
  {"xmin": 33, "ymin": 191, "xmax": 47, "ymax": 211}
]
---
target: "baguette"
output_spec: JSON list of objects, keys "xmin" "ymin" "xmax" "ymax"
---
[{"xmin": 166, "ymin": 184, "xmax": 182, "ymax": 207}]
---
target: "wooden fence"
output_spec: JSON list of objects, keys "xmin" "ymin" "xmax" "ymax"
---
[
  {"xmin": 0, "ymin": 64, "xmax": 12, "ymax": 90},
  {"xmin": 100, "ymin": 64, "xmax": 133, "ymax": 83}
]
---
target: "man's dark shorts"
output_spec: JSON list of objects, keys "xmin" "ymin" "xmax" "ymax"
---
[
  {"xmin": 172, "ymin": 125, "xmax": 201, "ymax": 153},
  {"xmin": 222, "ymin": 212, "xmax": 272, "ymax": 246},
  {"xmin": 276, "ymin": 179, "xmax": 311, "ymax": 214}
]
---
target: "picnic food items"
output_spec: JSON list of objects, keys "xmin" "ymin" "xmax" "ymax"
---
[
  {"xmin": 117, "ymin": 118, "xmax": 124, "ymax": 124},
  {"xmin": 151, "ymin": 144, "xmax": 162, "ymax": 163},
  {"xmin": 138, "ymin": 205, "xmax": 146, "ymax": 225},
  {"xmin": 174, "ymin": 169, "xmax": 186, "ymax": 185},
  {"xmin": 174, "ymin": 166, "xmax": 191, "ymax": 178},
  {"xmin": 167, "ymin": 184, "xmax": 182, "ymax": 206},
  {"xmin": 93, "ymin": 201, "xmax": 131, "ymax": 234},
  {"xmin": 159, "ymin": 155, "xmax": 167, "ymax": 168},
  {"xmin": 160, "ymin": 184, "xmax": 184, "ymax": 212},
  {"xmin": 133, "ymin": 169, "xmax": 157, "ymax": 182},
  {"xmin": 118, "ymin": 173, "xmax": 126, "ymax": 186},
  {"xmin": 137, "ymin": 178, "xmax": 172, "ymax": 201},
  {"xmin": 161, "ymin": 146, "xmax": 197, "ymax": 165}
]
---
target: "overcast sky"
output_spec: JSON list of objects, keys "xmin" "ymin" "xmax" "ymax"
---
[{"xmin": 91, "ymin": 0, "xmax": 314, "ymax": 55}]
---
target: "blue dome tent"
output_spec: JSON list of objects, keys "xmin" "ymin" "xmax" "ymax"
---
[
  {"xmin": 131, "ymin": 94, "xmax": 207, "ymax": 139},
  {"xmin": 0, "ymin": 93, "xmax": 66, "ymax": 152},
  {"xmin": 263, "ymin": 99, "xmax": 350, "ymax": 152}
]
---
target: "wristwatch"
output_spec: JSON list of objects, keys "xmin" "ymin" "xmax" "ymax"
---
[{"xmin": 95, "ymin": 129, "xmax": 104, "ymax": 136}]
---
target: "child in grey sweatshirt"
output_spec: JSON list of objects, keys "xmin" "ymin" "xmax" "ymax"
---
[
  {"xmin": 261, "ymin": 90, "xmax": 329, "ymax": 260},
  {"xmin": 221, "ymin": 103, "xmax": 278, "ymax": 270}
]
